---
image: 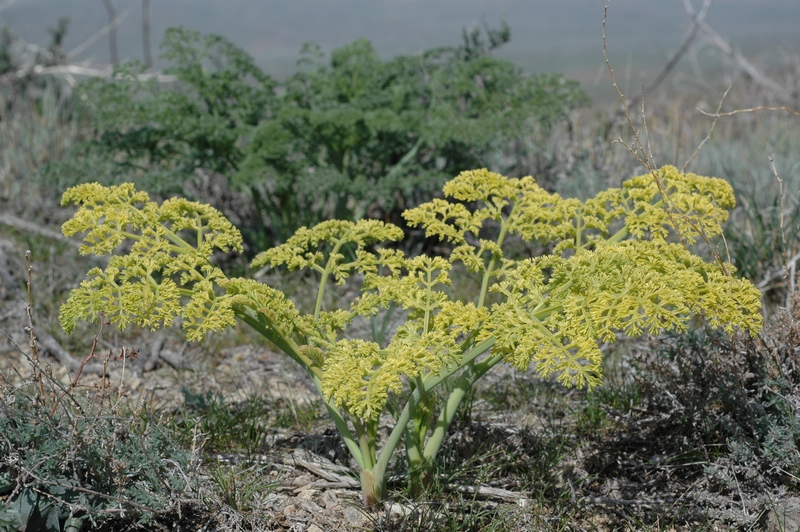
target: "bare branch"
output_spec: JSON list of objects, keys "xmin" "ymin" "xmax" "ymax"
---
[
  {"xmin": 66, "ymin": 7, "xmax": 129, "ymax": 60},
  {"xmin": 682, "ymin": 0, "xmax": 793, "ymax": 102},
  {"xmin": 0, "ymin": 213, "xmax": 79, "ymax": 246},
  {"xmin": 698, "ymin": 105, "xmax": 800, "ymax": 118},
  {"xmin": 0, "ymin": 63, "xmax": 177, "ymax": 84},
  {"xmin": 100, "ymin": 0, "xmax": 119, "ymax": 65},
  {"xmin": 603, "ymin": 1, "xmax": 731, "ymax": 275},
  {"xmin": 682, "ymin": 84, "xmax": 731, "ymax": 172},
  {"xmin": 35, "ymin": 327, "xmax": 105, "ymax": 376},
  {"xmin": 602, "ymin": 1, "xmax": 650, "ymax": 170},
  {"xmin": 626, "ymin": 0, "xmax": 713, "ymax": 111},
  {"xmin": 768, "ymin": 155, "xmax": 796, "ymax": 303}
]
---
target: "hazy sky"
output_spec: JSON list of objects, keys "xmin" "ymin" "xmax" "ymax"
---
[{"xmin": 3, "ymin": 0, "xmax": 799, "ymax": 97}]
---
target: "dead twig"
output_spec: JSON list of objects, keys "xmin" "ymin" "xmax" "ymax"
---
[
  {"xmin": 583, "ymin": 495, "xmax": 679, "ymax": 506},
  {"xmin": 446, "ymin": 484, "xmax": 528, "ymax": 503},
  {"xmin": 682, "ymin": 84, "xmax": 731, "ymax": 172},
  {"xmin": 682, "ymin": 0, "xmax": 793, "ymax": 103},
  {"xmin": 0, "ymin": 63, "xmax": 177, "ymax": 85},
  {"xmin": 50, "ymin": 319, "xmax": 105, "ymax": 415},
  {"xmin": 603, "ymin": 1, "xmax": 734, "ymax": 274},
  {"xmin": 0, "ymin": 213, "xmax": 79, "ymax": 246},
  {"xmin": 33, "ymin": 327, "xmax": 105, "ymax": 376},
  {"xmin": 626, "ymin": 0, "xmax": 713, "ymax": 111},
  {"xmin": 697, "ymin": 105, "xmax": 800, "ymax": 118},
  {"xmin": 0, "ymin": 327, "xmax": 87, "ymax": 418}
]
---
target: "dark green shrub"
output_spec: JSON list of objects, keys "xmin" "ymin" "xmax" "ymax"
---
[{"xmin": 53, "ymin": 22, "xmax": 588, "ymax": 249}]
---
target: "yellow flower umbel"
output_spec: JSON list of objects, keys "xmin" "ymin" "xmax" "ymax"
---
[
  {"xmin": 405, "ymin": 166, "xmax": 761, "ymax": 388},
  {"xmin": 60, "ymin": 183, "xmax": 243, "ymax": 341},
  {"xmin": 61, "ymin": 166, "xmax": 762, "ymax": 506}
]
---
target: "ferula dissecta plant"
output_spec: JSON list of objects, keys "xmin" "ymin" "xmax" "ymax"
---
[{"xmin": 60, "ymin": 166, "xmax": 762, "ymax": 505}]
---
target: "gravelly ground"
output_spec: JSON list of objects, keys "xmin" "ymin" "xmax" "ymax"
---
[
  {"xmin": 1, "ymin": 238, "xmax": 798, "ymax": 530},
  {"xmin": 4, "ymin": 327, "xmax": 796, "ymax": 531}
]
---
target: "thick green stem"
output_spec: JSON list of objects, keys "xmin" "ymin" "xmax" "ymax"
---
[
  {"xmin": 196, "ymin": 214, "xmax": 204, "ymax": 249},
  {"xmin": 354, "ymin": 418, "xmax": 383, "ymax": 506},
  {"xmin": 368, "ymin": 337, "xmax": 496, "ymax": 501},
  {"xmin": 313, "ymin": 240, "xmax": 344, "ymax": 323},
  {"xmin": 423, "ymin": 268, "xmax": 432, "ymax": 333},
  {"xmin": 233, "ymin": 306, "xmax": 319, "ymax": 376},
  {"xmin": 477, "ymin": 219, "xmax": 510, "ymax": 309},
  {"xmin": 354, "ymin": 419, "xmax": 376, "ymax": 469},
  {"xmin": 360, "ymin": 469, "xmax": 382, "ymax": 507},
  {"xmin": 234, "ymin": 304, "xmax": 369, "ymax": 471},
  {"xmin": 384, "ymin": 138, "xmax": 423, "ymax": 183},
  {"xmin": 406, "ymin": 375, "xmax": 438, "ymax": 494},
  {"xmin": 423, "ymin": 351, "xmax": 504, "ymax": 461},
  {"xmin": 607, "ymin": 226, "xmax": 629, "ymax": 244},
  {"xmin": 306, "ymin": 377, "xmax": 364, "ymax": 471}
]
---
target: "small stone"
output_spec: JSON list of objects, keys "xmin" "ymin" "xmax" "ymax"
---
[
  {"xmin": 389, "ymin": 502, "xmax": 412, "ymax": 518},
  {"xmin": 307, "ymin": 525, "xmax": 324, "ymax": 532},
  {"xmin": 299, "ymin": 499, "xmax": 324, "ymax": 514},
  {"xmin": 297, "ymin": 488, "xmax": 319, "ymax": 500},
  {"xmin": 345, "ymin": 505, "xmax": 369, "ymax": 527},
  {"xmin": 321, "ymin": 490, "xmax": 339, "ymax": 509},
  {"xmin": 129, "ymin": 373, "xmax": 143, "ymax": 386}
]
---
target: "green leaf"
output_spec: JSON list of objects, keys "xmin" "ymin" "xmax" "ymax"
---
[{"xmin": 8, "ymin": 487, "xmax": 37, "ymax": 528}]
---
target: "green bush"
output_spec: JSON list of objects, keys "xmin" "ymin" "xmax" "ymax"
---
[{"xmin": 53, "ymin": 22, "xmax": 588, "ymax": 249}]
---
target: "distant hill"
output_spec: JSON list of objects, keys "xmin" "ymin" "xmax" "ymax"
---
[{"xmin": 3, "ymin": 0, "xmax": 799, "ymax": 100}]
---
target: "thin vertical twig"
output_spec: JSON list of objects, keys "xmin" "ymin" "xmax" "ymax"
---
[
  {"xmin": 602, "ymin": 0, "xmax": 731, "ymax": 275},
  {"xmin": 24, "ymin": 250, "xmax": 45, "ymax": 404},
  {"xmin": 769, "ymin": 155, "xmax": 795, "ymax": 304},
  {"xmin": 682, "ymin": 85, "xmax": 731, "ymax": 172},
  {"xmin": 142, "ymin": 0, "xmax": 153, "ymax": 68},
  {"xmin": 101, "ymin": 0, "xmax": 119, "ymax": 65}
]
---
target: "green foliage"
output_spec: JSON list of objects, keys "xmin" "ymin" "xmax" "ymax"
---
[
  {"xmin": 725, "ymin": 179, "xmax": 800, "ymax": 304},
  {"xmin": 172, "ymin": 388, "xmax": 271, "ymax": 456},
  {"xmin": 0, "ymin": 373, "xmax": 196, "ymax": 530},
  {"xmin": 208, "ymin": 463, "xmax": 276, "ymax": 516},
  {"xmin": 59, "ymin": 165, "xmax": 762, "ymax": 505},
  {"xmin": 576, "ymin": 384, "xmax": 641, "ymax": 434},
  {"xmin": 57, "ymin": 22, "xmax": 588, "ymax": 248},
  {"xmin": 170, "ymin": 384, "xmax": 322, "ymax": 456},
  {"xmin": 59, "ymin": 182, "xmax": 244, "ymax": 340},
  {"xmin": 72, "ymin": 28, "xmax": 274, "ymax": 191}
]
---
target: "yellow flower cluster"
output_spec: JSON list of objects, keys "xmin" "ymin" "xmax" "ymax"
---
[
  {"xmin": 60, "ymin": 166, "xmax": 762, "ymax": 423},
  {"xmin": 252, "ymin": 219, "xmax": 404, "ymax": 282},
  {"xmin": 60, "ymin": 183, "xmax": 243, "ymax": 341},
  {"xmin": 321, "ymin": 328, "xmax": 461, "ymax": 420}
]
